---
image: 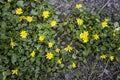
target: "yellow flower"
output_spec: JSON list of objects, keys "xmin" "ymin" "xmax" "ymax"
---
[
  {"xmin": 20, "ymin": 30, "xmax": 28, "ymax": 38},
  {"xmin": 77, "ymin": 18, "xmax": 83, "ymax": 25},
  {"xmin": 64, "ymin": 45, "xmax": 73, "ymax": 52},
  {"xmin": 80, "ymin": 31, "xmax": 89, "ymax": 43},
  {"xmin": 72, "ymin": 62, "xmax": 76, "ymax": 68},
  {"xmin": 84, "ymin": 31, "xmax": 89, "ymax": 36},
  {"xmin": 118, "ymin": 47, "xmax": 120, "ymax": 50},
  {"xmin": 57, "ymin": 58, "xmax": 62, "ymax": 64},
  {"xmin": 26, "ymin": 16, "xmax": 33, "ymax": 22},
  {"xmin": 100, "ymin": 54, "xmax": 107, "ymax": 59},
  {"xmin": 19, "ymin": 16, "xmax": 25, "ymax": 21},
  {"xmin": 16, "ymin": 8, "xmax": 23, "ymax": 15},
  {"xmin": 102, "ymin": 21, "xmax": 108, "ymax": 28},
  {"xmin": 10, "ymin": 38, "xmax": 15, "ymax": 49},
  {"xmin": 30, "ymin": 51, "xmax": 35, "ymax": 57},
  {"xmin": 55, "ymin": 48, "xmax": 60, "ymax": 53},
  {"xmin": 46, "ymin": 52, "xmax": 54, "ymax": 60},
  {"xmin": 101, "ymin": 19, "xmax": 108, "ymax": 28},
  {"xmin": 39, "ymin": 36, "xmax": 45, "ymax": 41},
  {"xmin": 51, "ymin": 20, "xmax": 57, "ymax": 27},
  {"xmin": 42, "ymin": 11, "xmax": 50, "ymax": 18},
  {"xmin": 75, "ymin": 4, "xmax": 82, "ymax": 9},
  {"xmin": 7, "ymin": 0, "xmax": 12, "ymax": 2},
  {"xmin": 109, "ymin": 56, "xmax": 114, "ymax": 61},
  {"xmin": 83, "ymin": 37, "xmax": 89, "ymax": 43},
  {"xmin": 11, "ymin": 69, "xmax": 18, "ymax": 75},
  {"xmin": 48, "ymin": 42, "xmax": 53, "ymax": 48},
  {"xmin": 80, "ymin": 33, "xmax": 84, "ymax": 39},
  {"xmin": 93, "ymin": 34, "xmax": 99, "ymax": 40}
]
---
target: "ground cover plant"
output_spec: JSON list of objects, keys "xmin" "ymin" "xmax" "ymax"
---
[{"xmin": 0, "ymin": 0, "xmax": 120, "ymax": 80}]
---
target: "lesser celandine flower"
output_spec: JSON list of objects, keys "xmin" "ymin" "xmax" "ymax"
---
[
  {"xmin": 82, "ymin": 36, "xmax": 88, "ymax": 43},
  {"xmin": 75, "ymin": 4, "xmax": 82, "ymax": 9},
  {"xmin": 64, "ymin": 45, "xmax": 73, "ymax": 52},
  {"xmin": 16, "ymin": 8, "xmax": 23, "ymax": 15},
  {"xmin": 100, "ymin": 54, "xmax": 107, "ymax": 59},
  {"xmin": 20, "ymin": 30, "xmax": 28, "ymax": 38},
  {"xmin": 57, "ymin": 58, "xmax": 62, "ymax": 64},
  {"xmin": 101, "ymin": 19, "xmax": 108, "ymax": 28},
  {"xmin": 102, "ymin": 21, "xmax": 108, "ymax": 28},
  {"xmin": 51, "ymin": 20, "xmax": 57, "ymax": 27},
  {"xmin": 19, "ymin": 16, "xmax": 25, "ymax": 21},
  {"xmin": 80, "ymin": 32, "xmax": 87, "ymax": 37},
  {"xmin": 39, "ymin": 36, "xmax": 45, "ymax": 41},
  {"xmin": 80, "ymin": 31, "xmax": 89, "ymax": 43},
  {"xmin": 77, "ymin": 18, "xmax": 83, "ymax": 25},
  {"xmin": 10, "ymin": 38, "xmax": 15, "ymax": 49},
  {"xmin": 72, "ymin": 62, "xmax": 76, "ymax": 68},
  {"xmin": 26, "ymin": 16, "xmax": 33, "ymax": 22},
  {"xmin": 42, "ymin": 11, "xmax": 50, "ymax": 18},
  {"xmin": 93, "ymin": 34, "xmax": 99, "ymax": 40},
  {"xmin": 46, "ymin": 52, "xmax": 53, "ymax": 60},
  {"xmin": 11, "ymin": 69, "xmax": 18, "ymax": 75},
  {"xmin": 55, "ymin": 48, "xmax": 60, "ymax": 53},
  {"xmin": 30, "ymin": 51, "xmax": 35, "ymax": 57},
  {"xmin": 48, "ymin": 42, "xmax": 53, "ymax": 48},
  {"xmin": 109, "ymin": 55, "xmax": 114, "ymax": 61}
]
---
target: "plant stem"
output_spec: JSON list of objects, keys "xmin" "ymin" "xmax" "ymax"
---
[{"xmin": 98, "ymin": 0, "xmax": 111, "ymax": 14}]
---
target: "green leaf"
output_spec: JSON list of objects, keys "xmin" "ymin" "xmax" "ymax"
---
[
  {"xmin": 40, "ymin": 75, "xmax": 47, "ymax": 80},
  {"xmin": 2, "ymin": 71, "xmax": 9, "ymax": 80},
  {"xmin": 20, "ymin": 56, "xmax": 27, "ymax": 61},
  {"xmin": 116, "ymin": 55, "xmax": 120, "ymax": 61},
  {"xmin": 101, "ymin": 46, "xmax": 106, "ymax": 51},
  {"xmin": 72, "ymin": 54, "xmax": 77, "ymax": 59},
  {"xmin": 0, "ymin": 34, "xmax": 8, "ymax": 39},
  {"xmin": 16, "ymin": 1, "xmax": 24, "ymax": 7},
  {"xmin": 47, "ymin": 67, "xmax": 51, "ymax": 72},
  {"xmin": 61, "ymin": 42, "xmax": 65, "ymax": 45},
  {"xmin": 31, "ymin": 2, "xmax": 35, "ymax": 8},
  {"xmin": 31, "ymin": 9, "xmax": 38, "ymax": 15},
  {"xmin": 11, "ymin": 54, "xmax": 17, "ymax": 64},
  {"xmin": 60, "ymin": 64, "xmax": 64, "ymax": 68},
  {"xmin": 83, "ymin": 50, "xmax": 89, "ymax": 56},
  {"xmin": 68, "ymin": 65, "xmax": 72, "ymax": 69},
  {"xmin": 0, "ymin": 65, "xmax": 4, "ymax": 71},
  {"xmin": 0, "ymin": 0, "xmax": 4, "ymax": 4},
  {"xmin": 2, "ymin": 72, "xmax": 6, "ymax": 80},
  {"xmin": 4, "ymin": 3, "xmax": 10, "ymax": 10},
  {"xmin": 1, "ymin": 21, "xmax": 7, "ymax": 30},
  {"xmin": 96, "ymin": 19, "xmax": 100, "ymax": 22},
  {"xmin": 83, "ymin": 58, "xmax": 87, "ymax": 64},
  {"xmin": 37, "ymin": 24, "xmax": 42, "ymax": 29},
  {"xmin": 114, "ymin": 22, "xmax": 119, "ymax": 27}
]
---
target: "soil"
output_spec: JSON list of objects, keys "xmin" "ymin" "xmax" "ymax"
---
[{"xmin": 48, "ymin": 0, "xmax": 120, "ymax": 23}]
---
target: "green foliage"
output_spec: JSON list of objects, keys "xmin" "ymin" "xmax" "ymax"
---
[{"xmin": 0, "ymin": 0, "xmax": 120, "ymax": 79}]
